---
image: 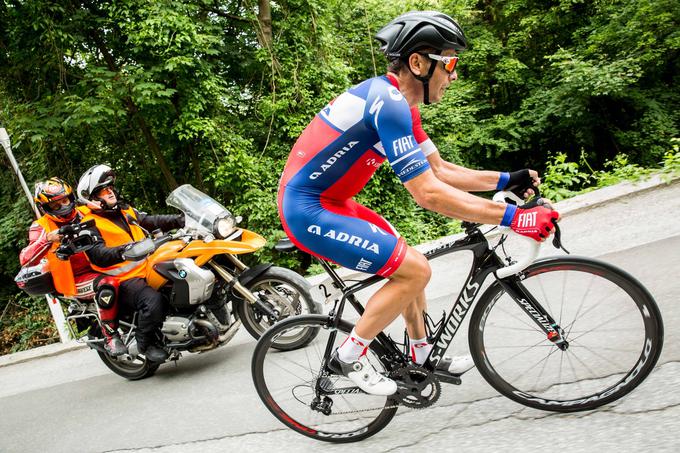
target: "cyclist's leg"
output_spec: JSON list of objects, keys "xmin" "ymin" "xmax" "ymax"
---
[
  {"xmin": 401, "ymin": 290, "xmax": 427, "ymax": 339},
  {"xmin": 354, "ymin": 245, "xmax": 431, "ymax": 339},
  {"xmin": 348, "ymin": 201, "xmax": 431, "ymax": 339}
]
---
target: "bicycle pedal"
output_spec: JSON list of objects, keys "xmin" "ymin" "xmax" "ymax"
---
[{"xmin": 434, "ymin": 370, "xmax": 462, "ymax": 385}]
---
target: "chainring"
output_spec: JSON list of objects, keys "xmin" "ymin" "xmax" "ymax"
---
[{"xmin": 391, "ymin": 365, "xmax": 441, "ymax": 409}]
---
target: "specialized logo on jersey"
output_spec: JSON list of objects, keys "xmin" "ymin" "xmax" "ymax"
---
[
  {"xmin": 307, "ymin": 224, "xmax": 380, "ymax": 254},
  {"xmin": 309, "ymin": 140, "xmax": 359, "ymax": 180},
  {"xmin": 517, "ymin": 212, "xmax": 537, "ymax": 228},
  {"xmin": 367, "ymin": 222, "xmax": 389, "ymax": 236},
  {"xmin": 366, "ymin": 158, "xmax": 382, "ymax": 168},
  {"xmin": 368, "ymin": 87, "xmax": 403, "ymax": 130}
]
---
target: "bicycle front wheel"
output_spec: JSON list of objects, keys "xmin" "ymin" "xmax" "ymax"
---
[
  {"xmin": 469, "ymin": 256, "xmax": 663, "ymax": 412},
  {"xmin": 251, "ymin": 315, "xmax": 398, "ymax": 442}
]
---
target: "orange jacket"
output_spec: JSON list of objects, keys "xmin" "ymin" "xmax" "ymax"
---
[
  {"xmin": 33, "ymin": 206, "xmax": 92, "ymax": 296},
  {"xmin": 81, "ymin": 207, "xmax": 147, "ymax": 281}
]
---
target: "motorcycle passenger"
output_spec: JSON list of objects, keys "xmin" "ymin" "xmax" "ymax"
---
[
  {"xmin": 19, "ymin": 178, "xmax": 128, "ymax": 356},
  {"xmin": 77, "ymin": 164, "xmax": 184, "ymax": 363},
  {"xmin": 278, "ymin": 11, "xmax": 559, "ymax": 395}
]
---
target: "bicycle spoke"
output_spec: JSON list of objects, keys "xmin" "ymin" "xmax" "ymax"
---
[
  {"xmin": 559, "ymin": 270, "xmax": 567, "ymax": 326},
  {"xmin": 495, "ymin": 298, "xmax": 545, "ymax": 334},
  {"xmin": 568, "ymin": 304, "xmax": 640, "ymax": 343},
  {"xmin": 254, "ymin": 317, "xmax": 397, "ymax": 440},
  {"xmin": 568, "ymin": 340, "xmax": 632, "ymax": 373},
  {"xmin": 565, "ymin": 273, "xmax": 596, "ymax": 338},
  {"xmin": 562, "ymin": 288, "xmax": 618, "ymax": 334},
  {"xmin": 472, "ymin": 260, "xmax": 662, "ymax": 411}
]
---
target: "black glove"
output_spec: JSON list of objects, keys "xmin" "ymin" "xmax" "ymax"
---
[
  {"xmin": 506, "ymin": 169, "xmax": 537, "ymax": 199},
  {"xmin": 120, "ymin": 238, "xmax": 155, "ymax": 261}
]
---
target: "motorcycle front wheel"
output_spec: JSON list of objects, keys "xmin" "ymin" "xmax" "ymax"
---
[{"xmin": 237, "ymin": 266, "xmax": 321, "ymax": 350}]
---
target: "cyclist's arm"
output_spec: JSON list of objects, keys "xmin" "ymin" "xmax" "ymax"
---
[
  {"xmin": 404, "ymin": 169, "xmax": 508, "ymax": 225},
  {"xmin": 426, "ymin": 152, "xmax": 503, "ymax": 192}
]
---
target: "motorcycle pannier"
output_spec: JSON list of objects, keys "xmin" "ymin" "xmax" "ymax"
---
[{"xmin": 15, "ymin": 264, "xmax": 56, "ymax": 296}]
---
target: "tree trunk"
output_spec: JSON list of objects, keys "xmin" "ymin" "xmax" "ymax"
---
[
  {"xmin": 256, "ymin": 0, "xmax": 273, "ymax": 49},
  {"xmin": 89, "ymin": 30, "xmax": 178, "ymax": 190}
]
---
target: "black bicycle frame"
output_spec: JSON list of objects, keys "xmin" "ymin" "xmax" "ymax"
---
[{"xmin": 317, "ymin": 226, "xmax": 563, "ymax": 373}]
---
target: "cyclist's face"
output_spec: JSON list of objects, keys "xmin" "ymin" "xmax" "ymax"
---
[{"xmin": 427, "ymin": 49, "xmax": 458, "ymax": 104}]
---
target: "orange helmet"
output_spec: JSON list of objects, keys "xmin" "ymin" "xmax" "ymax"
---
[{"xmin": 33, "ymin": 178, "xmax": 77, "ymax": 222}]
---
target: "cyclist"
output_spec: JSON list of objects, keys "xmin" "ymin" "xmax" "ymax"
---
[
  {"xmin": 77, "ymin": 164, "xmax": 184, "ymax": 363},
  {"xmin": 278, "ymin": 11, "xmax": 559, "ymax": 395},
  {"xmin": 19, "ymin": 177, "xmax": 128, "ymax": 356}
]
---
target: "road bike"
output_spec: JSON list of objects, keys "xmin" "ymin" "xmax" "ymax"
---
[{"xmin": 250, "ymin": 192, "xmax": 664, "ymax": 442}]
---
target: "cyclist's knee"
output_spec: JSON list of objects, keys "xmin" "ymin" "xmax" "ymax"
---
[{"xmin": 391, "ymin": 247, "xmax": 431, "ymax": 287}]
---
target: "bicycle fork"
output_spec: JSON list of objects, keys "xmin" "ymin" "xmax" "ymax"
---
[{"xmin": 497, "ymin": 277, "xmax": 569, "ymax": 350}]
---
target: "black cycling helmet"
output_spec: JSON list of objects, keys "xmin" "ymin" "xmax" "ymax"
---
[{"xmin": 376, "ymin": 11, "xmax": 467, "ymax": 104}]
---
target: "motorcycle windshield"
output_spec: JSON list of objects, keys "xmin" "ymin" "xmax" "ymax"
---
[{"xmin": 166, "ymin": 184, "xmax": 235, "ymax": 237}]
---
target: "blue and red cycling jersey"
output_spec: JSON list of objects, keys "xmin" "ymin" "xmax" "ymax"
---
[{"xmin": 278, "ymin": 74, "xmax": 435, "ymax": 276}]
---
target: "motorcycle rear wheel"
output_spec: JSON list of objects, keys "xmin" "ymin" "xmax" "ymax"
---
[
  {"xmin": 97, "ymin": 351, "xmax": 160, "ymax": 380},
  {"xmin": 237, "ymin": 266, "xmax": 321, "ymax": 350}
]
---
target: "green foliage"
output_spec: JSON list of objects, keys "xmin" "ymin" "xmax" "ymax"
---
[
  {"xmin": 0, "ymin": 294, "xmax": 57, "ymax": 354},
  {"xmin": 541, "ymin": 153, "xmax": 591, "ymax": 201},
  {"xmin": 594, "ymin": 154, "xmax": 651, "ymax": 188},
  {"xmin": 661, "ymin": 139, "xmax": 680, "ymax": 176}
]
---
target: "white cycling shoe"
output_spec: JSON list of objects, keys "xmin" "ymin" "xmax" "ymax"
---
[
  {"xmin": 329, "ymin": 351, "xmax": 397, "ymax": 396},
  {"xmin": 436, "ymin": 354, "xmax": 475, "ymax": 375}
]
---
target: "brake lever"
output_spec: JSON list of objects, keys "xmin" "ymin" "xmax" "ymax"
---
[{"xmin": 551, "ymin": 220, "xmax": 570, "ymax": 254}]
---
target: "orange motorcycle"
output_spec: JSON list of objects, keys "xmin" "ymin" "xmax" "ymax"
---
[{"xmin": 16, "ymin": 185, "xmax": 321, "ymax": 379}]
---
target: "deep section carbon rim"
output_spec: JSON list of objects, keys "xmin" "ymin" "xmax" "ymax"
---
[
  {"xmin": 469, "ymin": 257, "xmax": 663, "ymax": 412},
  {"xmin": 251, "ymin": 315, "xmax": 397, "ymax": 442}
]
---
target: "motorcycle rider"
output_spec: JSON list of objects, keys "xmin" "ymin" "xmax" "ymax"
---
[
  {"xmin": 77, "ymin": 164, "xmax": 184, "ymax": 363},
  {"xmin": 19, "ymin": 177, "xmax": 127, "ymax": 356}
]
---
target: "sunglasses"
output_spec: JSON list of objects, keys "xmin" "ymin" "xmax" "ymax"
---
[{"xmin": 420, "ymin": 53, "xmax": 459, "ymax": 74}]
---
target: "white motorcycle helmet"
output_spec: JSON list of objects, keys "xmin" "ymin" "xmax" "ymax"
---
[{"xmin": 77, "ymin": 164, "xmax": 118, "ymax": 210}]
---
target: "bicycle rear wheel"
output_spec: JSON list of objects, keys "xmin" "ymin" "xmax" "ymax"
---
[
  {"xmin": 469, "ymin": 256, "xmax": 663, "ymax": 412},
  {"xmin": 251, "ymin": 315, "xmax": 398, "ymax": 442}
]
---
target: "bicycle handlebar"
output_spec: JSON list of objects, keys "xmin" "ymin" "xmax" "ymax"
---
[{"xmin": 492, "ymin": 190, "xmax": 542, "ymax": 279}]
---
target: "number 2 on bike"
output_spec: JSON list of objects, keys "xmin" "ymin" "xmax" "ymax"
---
[{"xmin": 251, "ymin": 203, "xmax": 663, "ymax": 442}]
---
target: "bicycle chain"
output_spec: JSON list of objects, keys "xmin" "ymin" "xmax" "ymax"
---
[{"xmin": 317, "ymin": 366, "xmax": 441, "ymax": 416}]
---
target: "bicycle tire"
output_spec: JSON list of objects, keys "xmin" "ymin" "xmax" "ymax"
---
[
  {"xmin": 469, "ymin": 256, "xmax": 663, "ymax": 412},
  {"xmin": 251, "ymin": 314, "xmax": 398, "ymax": 442}
]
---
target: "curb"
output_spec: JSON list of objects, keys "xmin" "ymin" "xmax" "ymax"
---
[
  {"xmin": 0, "ymin": 340, "xmax": 86, "ymax": 368},
  {"xmin": 2, "ymin": 173, "xmax": 678, "ymax": 368}
]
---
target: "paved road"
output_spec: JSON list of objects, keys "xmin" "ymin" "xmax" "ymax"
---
[{"xmin": 1, "ymin": 179, "xmax": 679, "ymax": 453}]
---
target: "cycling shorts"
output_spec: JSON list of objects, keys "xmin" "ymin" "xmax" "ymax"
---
[{"xmin": 280, "ymin": 187, "xmax": 407, "ymax": 277}]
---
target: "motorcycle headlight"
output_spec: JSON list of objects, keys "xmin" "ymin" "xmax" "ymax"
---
[{"xmin": 213, "ymin": 216, "xmax": 235, "ymax": 239}]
